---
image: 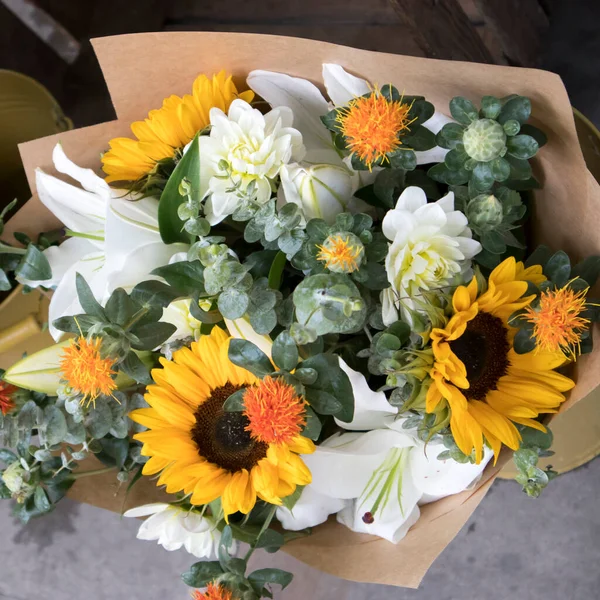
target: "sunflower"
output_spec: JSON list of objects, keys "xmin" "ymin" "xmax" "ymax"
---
[
  {"xmin": 426, "ymin": 257, "xmax": 574, "ymax": 463},
  {"xmin": 101, "ymin": 71, "xmax": 254, "ymax": 183},
  {"xmin": 130, "ymin": 327, "xmax": 314, "ymax": 519}
]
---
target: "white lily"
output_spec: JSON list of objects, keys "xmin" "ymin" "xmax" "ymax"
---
[
  {"xmin": 21, "ymin": 144, "xmax": 188, "ymax": 341},
  {"xmin": 294, "ymin": 359, "xmax": 492, "ymax": 543},
  {"xmin": 123, "ymin": 503, "xmax": 225, "ymax": 559}
]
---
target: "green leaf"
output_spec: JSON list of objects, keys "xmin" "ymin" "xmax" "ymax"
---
[
  {"xmin": 120, "ymin": 351, "xmax": 152, "ymax": 385},
  {"xmin": 218, "ymin": 289, "xmax": 250, "ymax": 320},
  {"xmin": 436, "ymin": 123, "xmax": 465, "ymax": 150},
  {"xmin": 519, "ymin": 424, "xmax": 553, "ymax": 451},
  {"xmin": 506, "ymin": 134, "xmax": 539, "ymax": 159},
  {"xmin": 249, "ymin": 568, "xmax": 293, "ymax": 594},
  {"xmin": 545, "ymin": 251, "xmax": 571, "ymax": 287},
  {"xmin": 151, "ymin": 260, "xmax": 205, "ymax": 296},
  {"xmin": 387, "ymin": 149, "xmax": 417, "ymax": 171},
  {"xmin": 282, "ymin": 485, "xmax": 304, "ymax": 511},
  {"xmin": 490, "ymin": 157, "xmax": 510, "ymax": 182},
  {"xmin": 267, "ymin": 251, "xmax": 287, "ymax": 290},
  {"xmin": 158, "ymin": 135, "xmax": 200, "ymax": 244},
  {"xmin": 228, "ymin": 339, "xmax": 273, "ymax": 378},
  {"xmin": 525, "ymin": 245, "xmax": 552, "ymax": 269},
  {"xmin": 471, "ymin": 162, "xmax": 494, "ymax": 192},
  {"xmin": 519, "ymin": 124, "xmax": 548, "ymax": 147},
  {"xmin": 271, "ymin": 331, "xmax": 298, "ymax": 371},
  {"xmin": 449, "ymin": 97, "xmax": 479, "ymax": 125},
  {"xmin": 480, "ymin": 96, "xmax": 502, "ymax": 119},
  {"xmin": 302, "ymin": 405, "xmax": 322, "ymax": 440},
  {"xmin": 130, "ymin": 322, "xmax": 176, "ymax": 350},
  {"xmin": 33, "ymin": 486, "xmax": 52, "ymax": 513},
  {"xmin": 223, "ymin": 388, "xmax": 246, "ymax": 412},
  {"xmin": 444, "ymin": 146, "xmax": 468, "ymax": 170},
  {"xmin": 294, "ymin": 368, "xmax": 318, "ymax": 385},
  {"xmin": 52, "ymin": 315, "xmax": 101, "ymax": 335},
  {"xmin": 75, "ymin": 273, "xmax": 106, "ymax": 319},
  {"xmin": 498, "ymin": 96, "xmax": 531, "ymax": 125},
  {"xmin": 481, "ymin": 230, "xmax": 507, "ymax": 255},
  {"xmin": 513, "ymin": 327, "xmax": 536, "ymax": 354},
  {"xmin": 505, "ymin": 155, "xmax": 532, "ymax": 181},
  {"xmin": 373, "ymin": 169, "xmax": 406, "ymax": 209},
  {"xmin": 320, "ymin": 108, "xmax": 342, "ymax": 133},
  {"xmin": 96, "ymin": 437, "xmax": 130, "ymax": 469},
  {"xmin": 0, "ymin": 449, "xmax": 17, "ymax": 464},
  {"xmin": 403, "ymin": 126, "xmax": 435, "ymax": 151},
  {"xmin": 131, "ymin": 280, "xmax": 180, "ymax": 309},
  {"xmin": 305, "ymin": 388, "xmax": 342, "ymax": 415},
  {"xmin": 301, "ymin": 353, "xmax": 354, "ymax": 422},
  {"xmin": 105, "ymin": 288, "xmax": 136, "ymax": 326},
  {"xmin": 181, "ymin": 561, "xmax": 224, "ymax": 588},
  {"xmin": 254, "ymin": 528, "xmax": 285, "ymax": 552},
  {"xmin": 572, "ymin": 256, "xmax": 600, "ymax": 287},
  {"xmin": 43, "ymin": 406, "xmax": 68, "ymax": 445},
  {"xmin": 16, "ymin": 244, "xmax": 52, "ymax": 281},
  {"xmin": 0, "ymin": 269, "xmax": 11, "ymax": 291}
]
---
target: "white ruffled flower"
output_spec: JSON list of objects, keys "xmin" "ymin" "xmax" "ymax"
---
[
  {"xmin": 280, "ymin": 359, "xmax": 492, "ymax": 543},
  {"xmin": 381, "ymin": 186, "xmax": 481, "ymax": 325},
  {"xmin": 124, "ymin": 503, "xmax": 224, "ymax": 559},
  {"xmin": 199, "ymin": 99, "xmax": 305, "ymax": 225},
  {"xmin": 21, "ymin": 144, "xmax": 189, "ymax": 341}
]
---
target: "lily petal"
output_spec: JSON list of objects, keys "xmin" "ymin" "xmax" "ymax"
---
[
  {"xmin": 322, "ymin": 63, "xmax": 370, "ymax": 106},
  {"xmin": 335, "ymin": 358, "xmax": 397, "ymax": 430},
  {"xmin": 276, "ymin": 485, "xmax": 348, "ymax": 531}
]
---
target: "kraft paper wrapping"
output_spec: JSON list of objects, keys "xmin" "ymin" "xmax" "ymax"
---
[{"xmin": 6, "ymin": 33, "xmax": 600, "ymax": 589}]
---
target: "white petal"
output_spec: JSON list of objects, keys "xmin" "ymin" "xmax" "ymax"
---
[
  {"xmin": 436, "ymin": 190, "xmax": 456, "ymax": 213},
  {"xmin": 395, "ymin": 186, "xmax": 428, "ymax": 212},
  {"xmin": 276, "ymin": 485, "xmax": 348, "ymax": 531},
  {"xmin": 123, "ymin": 503, "xmax": 170, "ymax": 518},
  {"xmin": 410, "ymin": 442, "xmax": 493, "ymax": 504},
  {"xmin": 415, "ymin": 147, "xmax": 449, "ymax": 165},
  {"xmin": 422, "ymin": 111, "xmax": 454, "ymax": 135},
  {"xmin": 48, "ymin": 252, "xmax": 106, "ymax": 341},
  {"xmin": 304, "ymin": 430, "xmax": 414, "ymax": 499},
  {"xmin": 381, "ymin": 288, "xmax": 399, "ymax": 327},
  {"xmin": 336, "ymin": 446, "xmax": 423, "ymax": 543},
  {"xmin": 52, "ymin": 143, "xmax": 111, "ymax": 197},
  {"xmin": 247, "ymin": 70, "xmax": 341, "ymax": 164},
  {"xmin": 136, "ymin": 510, "xmax": 171, "ymax": 542},
  {"xmin": 104, "ymin": 196, "xmax": 161, "ymax": 273},
  {"xmin": 104, "ymin": 241, "xmax": 189, "ymax": 298},
  {"xmin": 338, "ymin": 499, "xmax": 421, "ymax": 544},
  {"xmin": 17, "ymin": 237, "xmax": 97, "ymax": 289},
  {"xmin": 456, "ymin": 236, "xmax": 482, "ymax": 260},
  {"xmin": 335, "ymin": 358, "xmax": 397, "ymax": 430},
  {"xmin": 322, "ymin": 64, "xmax": 370, "ymax": 106},
  {"xmin": 35, "ymin": 169, "xmax": 105, "ymax": 245}
]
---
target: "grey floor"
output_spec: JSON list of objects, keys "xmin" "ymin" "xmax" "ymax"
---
[{"xmin": 0, "ymin": 458, "xmax": 598, "ymax": 600}]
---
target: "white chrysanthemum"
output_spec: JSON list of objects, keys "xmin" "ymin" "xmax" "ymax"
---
[
  {"xmin": 199, "ymin": 99, "xmax": 305, "ymax": 224},
  {"xmin": 381, "ymin": 186, "xmax": 481, "ymax": 325},
  {"xmin": 124, "ymin": 503, "xmax": 225, "ymax": 559}
]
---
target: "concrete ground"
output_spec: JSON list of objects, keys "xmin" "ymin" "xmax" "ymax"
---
[{"xmin": 0, "ymin": 458, "xmax": 598, "ymax": 600}]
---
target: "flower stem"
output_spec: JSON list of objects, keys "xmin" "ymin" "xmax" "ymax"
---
[
  {"xmin": 243, "ymin": 504, "xmax": 278, "ymax": 562},
  {"xmin": 72, "ymin": 466, "xmax": 117, "ymax": 480}
]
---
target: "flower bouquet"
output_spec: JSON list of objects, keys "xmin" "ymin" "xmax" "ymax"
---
[{"xmin": 1, "ymin": 33, "xmax": 599, "ymax": 595}]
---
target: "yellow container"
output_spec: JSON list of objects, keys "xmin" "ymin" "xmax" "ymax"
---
[{"xmin": 0, "ymin": 70, "xmax": 72, "ymax": 206}]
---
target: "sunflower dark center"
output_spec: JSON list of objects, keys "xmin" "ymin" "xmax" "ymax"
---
[
  {"xmin": 191, "ymin": 382, "xmax": 268, "ymax": 472},
  {"xmin": 449, "ymin": 311, "xmax": 510, "ymax": 400}
]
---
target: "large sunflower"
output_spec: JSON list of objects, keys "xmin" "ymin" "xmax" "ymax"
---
[
  {"xmin": 130, "ymin": 327, "xmax": 314, "ymax": 519},
  {"xmin": 101, "ymin": 71, "xmax": 254, "ymax": 183},
  {"xmin": 426, "ymin": 257, "xmax": 574, "ymax": 463}
]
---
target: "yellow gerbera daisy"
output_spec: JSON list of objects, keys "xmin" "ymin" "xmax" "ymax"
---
[
  {"xmin": 130, "ymin": 327, "xmax": 314, "ymax": 519},
  {"xmin": 101, "ymin": 71, "xmax": 254, "ymax": 183},
  {"xmin": 426, "ymin": 257, "xmax": 574, "ymax": 463}
]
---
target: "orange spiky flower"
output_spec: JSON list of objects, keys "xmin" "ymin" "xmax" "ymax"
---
[
  {"xmin": 59, "ymin": 337, "xmax": 118, "ymax": 405},
  {"xmin": 336, "ymin": 88, "xmax": 415, "ymax": 169},
  {"xmin": 243, "ymin": 376, "xmax": 306, "ymax": 445},
  {"xmin": 0, "ymin": 381, "xmax": 17, "ymax": 415},
  {"xmin": 524, "ymin": 285, "xmax": 590, "ymax": 359},
  {"xmin": 192, "ymin": 583, "xmax": 233, "ymax": 600},
  {"xmin": 317, "ymin": 233, "xmax": 364, "ymax": 273}
]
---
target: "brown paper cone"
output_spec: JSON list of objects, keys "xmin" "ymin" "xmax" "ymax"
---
[{"xmin": 5, "ymin": 33, "xmax": 600, "ymax": 588}]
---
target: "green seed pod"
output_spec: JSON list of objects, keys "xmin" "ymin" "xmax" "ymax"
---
[
  {"xmin": 463, "ymin": 118, "xmax": 507, "ymax": 162},
  {"xmin": 467, "ymin": 193, "xmax": 504, "ymax": 232}
]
